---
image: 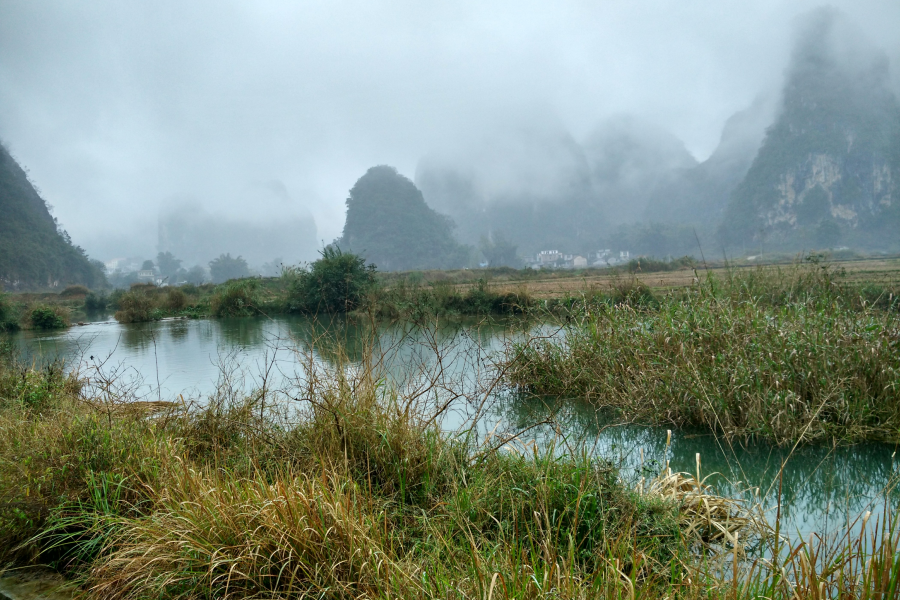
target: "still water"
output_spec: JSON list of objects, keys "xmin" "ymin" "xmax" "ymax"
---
[{"xmin": 11, "ymin": 314, "xmax": 899, "ymax": 540}]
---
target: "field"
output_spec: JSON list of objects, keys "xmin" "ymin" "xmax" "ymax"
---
[{"xmin": 471, "ymin": 256, "xmax": 900, "ymax": 299}]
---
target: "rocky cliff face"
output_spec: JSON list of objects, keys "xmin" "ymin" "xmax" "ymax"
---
[
  {"xmin": 644, "ymin": 96, "xmax": 773, "ymax": 226},
  {"xmin": 721, "ymin": 7, "xmax": 900, "ymax": 250}
]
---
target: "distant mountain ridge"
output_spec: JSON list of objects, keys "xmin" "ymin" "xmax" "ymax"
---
[
  {"xmin": 721, "ymin": 7, "xmax": 900, "ymax": 251},
  {"xmin": 0, "ymin": 142, "xmax": 105, "ymax": 289}
]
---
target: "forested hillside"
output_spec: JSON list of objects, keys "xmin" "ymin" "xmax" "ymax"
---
[
  {"xmin": 0, "ymin": 142, "xmax": 105, "ymax": 289},
  {"xmin": 336, "ymin": 166, "xmax": 469, "ymax": 271}
]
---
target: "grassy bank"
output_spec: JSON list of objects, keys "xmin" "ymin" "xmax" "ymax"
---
[
  {"xmin": 503, "ymin": 259, "xmax": 900, "ymax": 445},
  {"xmin": 1, "ymin": 327, "xmax": 899, "ymax": 598},
  {"xmin": 101, "ymin": 274, "xmax": 533, "ymax": 323},
  {"xmin": 0, "ymin": 285, "xmax": 90, "ymax": 331}
]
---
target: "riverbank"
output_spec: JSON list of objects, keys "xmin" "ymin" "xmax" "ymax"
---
[
  {"xmin": 503, "ymin": 257, "xmax": 900, "ymax": 445},
  {"xmin": 1, "ymin": 335, "xmax": 899, "ymax": 599},
  {"xmin": 5, "ymin": 253, "xmax": 900, "ymax": 329}
]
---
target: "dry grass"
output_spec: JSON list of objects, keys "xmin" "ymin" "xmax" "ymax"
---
[{"xmin": 1, "ymin": 314, "xmax": 899, "ymax": 599}]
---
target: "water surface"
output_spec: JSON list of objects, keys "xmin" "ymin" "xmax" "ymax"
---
[{"xmin": 11, "ymin": 315, "xmax": 899, "ymax": 540}]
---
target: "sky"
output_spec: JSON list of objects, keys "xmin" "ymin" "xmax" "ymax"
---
[{"xmin": 1, "ymin": 0, "xmax": 899, "ymax": 262}]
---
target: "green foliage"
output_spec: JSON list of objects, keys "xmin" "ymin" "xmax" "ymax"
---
[
  {"xmin": 287, "ymin": 247, "xmax": 375, "ymax": 314},
  {"xmin": 211, "ymin": 279, "xmax": 260, "ymax": 317},
  {"xmin": 29, "ymin": 305, "xmax": 68, "ymax": 329},
  {"xmin": 113, "ymin": 290, "xmax": 156, "ymax": 323},
  {"xmin": 163, "ymin": 287, "xmax": 187, "ymax": 311},
  {"xmin": 336, "ymin": 165, "xmax": 468, "ymax": 271},
  {"xmin": 0, "ymin": 293, "xmax": 19, "ymax": 332},
  {"xmin": 0, "ymin": 142, "xmax": 107, "ymax": 290},
  {"xmin": 505, "ymin": 262, "xmax": 900, "ymax": 444},
  {"xmin": 83, "ymin": 292, "xmax": 109, "ymax": 312},
  {"xmin": 209, "ymin": 253, "xmax": 250, "ymax": 284}
]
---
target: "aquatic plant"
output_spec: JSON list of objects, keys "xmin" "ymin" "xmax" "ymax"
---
[{"xmin": 503, "ymin": 263, "xmax": 900, "ymax": 444}]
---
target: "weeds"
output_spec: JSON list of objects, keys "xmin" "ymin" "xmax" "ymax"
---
[
  {"xmin": 0, "ymin": 320, "xmax": 767, "ymax": 600},
  {"xmin": 504, "ymin": 261, "xmax": 900, "ymax": 445},
  {"xmin": 26, "ymin": 304, "xmax": 70, "ymax": 329},
  {"xmin": 210, "ymin": 279, "xmax": 260, "ymax": 317},
  {"xmin": 2, "ymin": 283, "xmax": 900, "ymax": 598}
]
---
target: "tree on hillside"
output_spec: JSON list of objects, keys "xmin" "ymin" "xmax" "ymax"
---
[
  {"xmin": 335, "ymin": 165, "xmax": 467, "ymax": 271},
  {"xmin": 156, "ymin": 251, "xmax": 183, "ymax": 279},
  {"xmin": 479, "ymin": 231, "xmax": 521, "ymax": 268},
  {"xmin": 0, "ymin": 142, "xmax": 107, "ymax": 290},
  {"xmin": 209, "ymin": 254, "xmax": 250, "ymax": 283}
]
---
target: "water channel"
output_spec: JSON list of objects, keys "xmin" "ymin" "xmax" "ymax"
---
[{"xmin": 10, "ymin": 314, "xmax": 899, "ymax": 542}]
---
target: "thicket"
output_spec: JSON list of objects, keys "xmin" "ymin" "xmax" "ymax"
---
[
  {"xmin": 286, "ymin": 247, "xmax": 375, "ymax": 314},
  {"xmin": 27, "ymin": 305, "xmax": 69, "ymax": 329},
  {"xmin": 0, "ymin": 293, "xmax": 18, "ymax": 332},
  {"xmin": 503, "ymin": 258, "xmax": 900, "ymax": 444},
  {"xmin": 210, "ymin": 279, "xmax": 260, "ymax": 317}
]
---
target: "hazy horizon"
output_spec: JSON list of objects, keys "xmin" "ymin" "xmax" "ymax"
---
[{"xmin": 2, "ymin": 0, "xmax": 899, "ymax": 264}]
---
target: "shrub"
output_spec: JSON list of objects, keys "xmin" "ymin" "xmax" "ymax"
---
[
  {"xmin": 0, "ymin": 294, "xmax": 18, "ymax": 332},
  {"xmin": 113, "ymin": 291, "xmax": 156, "ymax": 323},
  {"xmin": 210, "ymin": 279, "xmax": 259, "ymax": 317},
  {"xmin": 288, "ymin": 247, "xmax": 375, "ymax": 314},
  {"xmin": 163, "ymin": 288, "xmax": 187, "ymax": 312},
  {"xmin": 84, "ymin": 292, "xmax": 109, "ymax": 312},
  {"xmin": 28, "ymin": 305, "xmax": 69, "ymax": 329},
  {"xmin": 59, "ymin": 284, "xmax": 91, "ymax": 298}
]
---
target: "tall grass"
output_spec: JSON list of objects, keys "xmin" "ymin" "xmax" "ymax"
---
[
  {"xmin": 375, "ymin": 277, "xmax": 533, "ymax": 318},
  {"xmin": 503, "ymin": 261, "xmax": 900, "ymax": 444},
  {"xmin": 1, "ymin": 315, "xmax": 899, "ymax": 599}
]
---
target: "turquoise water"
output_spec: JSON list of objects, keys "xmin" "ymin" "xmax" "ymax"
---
[{"xmin": 10, "ymin": 314, "xmax": 899, "ymax": 540}]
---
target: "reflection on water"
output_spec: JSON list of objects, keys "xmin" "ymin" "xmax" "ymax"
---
[
  {"xmin": 500, "ymin": 394, "xmax": 900, "ymax": 538},
  {"xmin": 10, "ymin": 315, "xmax": 899, "ymax": 539}
]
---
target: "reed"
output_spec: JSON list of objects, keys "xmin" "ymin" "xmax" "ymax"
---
[
  {"xmin": 1, "ymin": 316, "xmax": 899, "ymax": 599},
  {"xmin": 503, "ymin": 261, "xmax": 900, "ymax": 444}
]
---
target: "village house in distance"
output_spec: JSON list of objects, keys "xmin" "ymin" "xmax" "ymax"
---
[{"xmin": 526, "ymin": 249, "xmax": 631, "ymax": 270}]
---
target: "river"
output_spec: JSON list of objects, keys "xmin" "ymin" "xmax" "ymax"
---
[{"xmin": 10, "ymin": 314, "xmax": 899, "ymax": 541}]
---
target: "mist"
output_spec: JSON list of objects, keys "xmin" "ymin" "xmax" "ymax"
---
[{"xmin": 1, "ymin": 0, "xmax": 899, "ymax": 266}]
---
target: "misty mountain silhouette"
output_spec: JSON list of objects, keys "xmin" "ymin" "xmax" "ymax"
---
[
  {"xmin": 0, "ymin": 141, "xmax": 105, "ymax": 289},
  {"xmin": 721, "ymin": 7, "xmax": 900, "ymax": 252}
]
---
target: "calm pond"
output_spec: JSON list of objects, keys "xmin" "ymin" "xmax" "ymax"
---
[{"xmin": 11, "ymin": 314, "xmax": 899, "ymax": 540}]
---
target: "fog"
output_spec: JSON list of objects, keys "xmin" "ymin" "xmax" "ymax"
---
[{"xmin": 1, "ymin": 0, "xmax": 899, "ymax": 265}]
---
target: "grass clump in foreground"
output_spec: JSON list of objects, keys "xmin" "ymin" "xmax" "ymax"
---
[{"xmin": 504, "ymin": 258, "xmax": 900, "ymax": 445}]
